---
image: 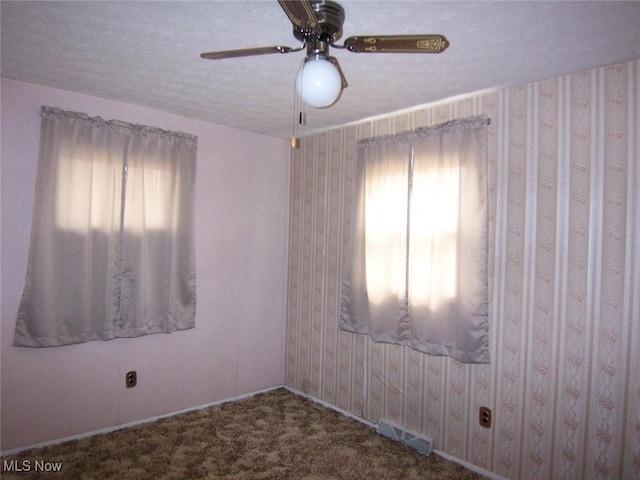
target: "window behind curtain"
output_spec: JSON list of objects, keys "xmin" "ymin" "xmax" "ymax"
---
[
  {"xmin": 340, "ymin": 116, "xmax": 489, "ymax": 364},
  {"xmin": 14, "ymin": 106, "xmax": 197, "ymax": 347}
]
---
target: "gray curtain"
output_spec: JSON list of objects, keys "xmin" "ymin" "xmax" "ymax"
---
[
  {"xmin": 14, "ymin": 106, "xmax": 197, "ymax": 347},
  {"xmin": 340, "ymin": 116, "xmax": 489, "ymax": 363}
]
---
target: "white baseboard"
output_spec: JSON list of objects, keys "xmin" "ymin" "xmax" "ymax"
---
[
  {"xmin": 2, "ymin": 384, "xmax": 509, "ymax": 480},
  {"xmin": 283, "ymin": 385, "xmax": 377, "ymax": 428},
  {"xmin": 434, "ymin": 449, "xmax": 510, "ymax": 480},
  {"xmin": 283, "ymin": 386, "xmax": 509, "ymax": 480},
  {"xmin": 1, "ymin": 385, "xmax": 281, "ymax": 457}
]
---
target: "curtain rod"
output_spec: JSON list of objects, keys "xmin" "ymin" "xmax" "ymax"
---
[
  {"xmin": 358, "ymin": 115, "xmax": 490, "ymax": 149},
  {"xmin": 40, "ymin": 106, "xmax": 198, "ymax": 144}
]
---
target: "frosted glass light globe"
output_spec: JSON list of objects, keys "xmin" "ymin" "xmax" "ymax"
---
[{"xmin": 295, "ymin": 56, "xmax": 342, "ymax": 108}]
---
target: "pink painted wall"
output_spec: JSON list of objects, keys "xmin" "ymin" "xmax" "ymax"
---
[{"xmin": 0, "ymin": 78, "xmax": 291, "ymax": 451}]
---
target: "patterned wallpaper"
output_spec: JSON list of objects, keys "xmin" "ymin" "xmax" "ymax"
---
[{"xmin": 285, "ymin": 60, "xmax": 639, "ymax": 480}]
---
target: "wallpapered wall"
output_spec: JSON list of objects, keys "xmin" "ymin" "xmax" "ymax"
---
[{"xmin": 285, "ymin": 60, "xmax": 639, "ymax": 480}]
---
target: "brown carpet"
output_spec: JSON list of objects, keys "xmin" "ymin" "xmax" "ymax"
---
[{"xmin": 1, "ymin": 388, "xmax": 488, "ymax": 479}]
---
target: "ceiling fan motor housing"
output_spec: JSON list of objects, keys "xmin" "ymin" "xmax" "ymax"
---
[
  {"xmin": 293, "ymin": 0, "xmax": 345, "ymax": 44},
  {"xmin": 200, "ymin": 0, "xmax": 450, "ymax": 107}
]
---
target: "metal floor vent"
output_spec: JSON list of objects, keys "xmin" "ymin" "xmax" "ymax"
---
[{"xmin": 376, "ymin": 419, "xmax": 433, "ymax": 456}]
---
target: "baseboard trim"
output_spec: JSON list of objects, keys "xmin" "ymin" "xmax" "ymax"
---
[
  {"xmin": 0, "ymin": 385, "xmax": 281, "ymax": 457},
  {"xmin": 283, "ymin": 385, "xmax": 377, "ymax": 428},
  {"xmin": 283, "ymin": 385, "xmax": 509, "ymax": 480},
  {"xmin": 434, "ymin": 449, "xmax": 510, "ymax": 480},
  {"xmin": 3, "ymin": 384, "xmax": 509, "ymax": 480}
]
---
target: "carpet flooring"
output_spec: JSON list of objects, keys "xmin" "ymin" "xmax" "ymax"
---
[{"xmin": 1, "ymin": 388, "xmax": 488, "ymax": 479}]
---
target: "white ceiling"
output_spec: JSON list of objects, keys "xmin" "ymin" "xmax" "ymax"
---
[{"xmin": 2, "ymin": 1, "xmax": 639, "ymax": 139}]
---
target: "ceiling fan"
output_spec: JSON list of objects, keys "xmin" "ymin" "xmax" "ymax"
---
[{"xmin": 200, "ymin": 0, "xmax": 449, "ymax": 109}]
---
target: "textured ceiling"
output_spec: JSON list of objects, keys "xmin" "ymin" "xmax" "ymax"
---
[{"xmin": 2, "ymin": 1, "xmax": 639, "ymax": 139}]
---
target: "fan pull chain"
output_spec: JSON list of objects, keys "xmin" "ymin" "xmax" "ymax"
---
[
  {"xmin": 291, "ymin": 62, "xmax": 306, "ymax": 149},
  {"xmin": 291, "ymin": 72, "xmax": 298, "ymax": 148}
]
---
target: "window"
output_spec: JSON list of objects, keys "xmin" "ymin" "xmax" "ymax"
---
[
  {"xmin": 14, "ymin": 106, "xmax": 197, "ymax": 347},
  {"xmin": 365, "ymin": 162, "xmax": 460, "ymax": 310},
  {"xmin": 55, "ymin": 149, "xmax": 172, "ymax": 233},
  {"xmin": 340, "ymin": 116, "xmax": 489, "ymax": 364}
]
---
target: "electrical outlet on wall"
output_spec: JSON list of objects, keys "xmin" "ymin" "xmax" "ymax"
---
[
  {"xmin": 125, "ymin": 370, "xmax": 137, "ymax": 388},
  {"xmin": 479, "ymin": 406, "xmax": 492, "ymax": 428}
]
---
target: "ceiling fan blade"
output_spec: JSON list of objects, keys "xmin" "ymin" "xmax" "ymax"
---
[
  {"xmin": 201, "ymin": 45, "xmax": 294, "ymax": 60},
  {"xmin": 344, "ymin": 35, "xmax": 450, "ymax": 54},
  {"xmin": 278, "ymin": 0, "xmax": 322, "ymax": 35},
  {"xmin": 327, "ymin": 56, "xmax": 348, "ymax": 89}
]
